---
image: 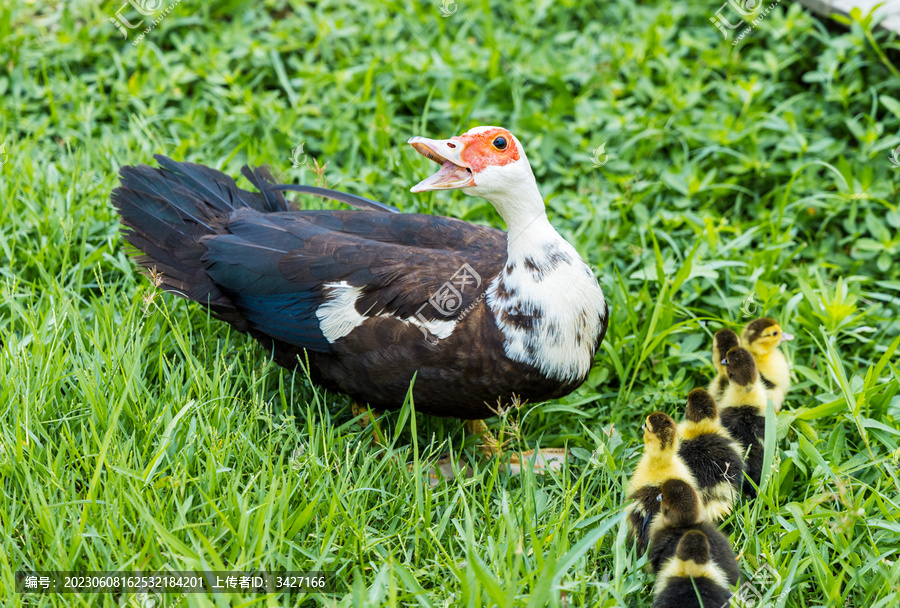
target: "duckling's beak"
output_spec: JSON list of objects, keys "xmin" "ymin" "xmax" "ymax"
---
[{"xmin": 780, "ymin": 332, "xmax": 794, "ymax": 343}]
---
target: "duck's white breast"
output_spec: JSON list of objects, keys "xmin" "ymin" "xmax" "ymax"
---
[{"xmin": 487, "ymin": 238, "xmax": 607, "ymax": 383}]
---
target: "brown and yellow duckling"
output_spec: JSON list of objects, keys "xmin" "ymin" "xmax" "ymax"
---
[
  {"xmin": 707, "ymin": 328, "xmax": 740, "ymax": 403},
  {"xmin": 647, "ymin": 479, "xmax": 740, "ymax": 586},
  {"xmin": 652, "ymin": 529, "xmax": 734, "ymax": 608},
  {"xmin": 678, "ymin": 389, "xmax": 744, "ymax": 520},
  {"xmin": 626, "ymin": 412, "xmax": 698, "ymax": 554},
  {"xmin": 742, "ymin": 318, "xmax": 793, "ymax": 412},
  {"xmin": 718, "ymin": 347, "xmax": 768, "ymax": 497}
]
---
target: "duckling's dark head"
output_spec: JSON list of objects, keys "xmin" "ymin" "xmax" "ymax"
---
[
  {"xmin": 644, "ymin": 412, "xmax": 678, "ymax": 451},
  {"xmin": 659, "ymin": 478, "xmax": 701, "ymax": 525},
  {"xmin": 722, "ymin": 347, "xmax": 759, "ymax": 387},
  {"xmin": 712, "ymin": 328, "xmax": 740, "ymax": 363},
  {"xmin": 676, "ymin": 530, "xmax": 711, "ymax": 564},
  {"xmin": 743, "ymin": 317, "xmax": 794, "ymax": 355},
  {"xmin": 685, "ymin": 388, "xmax": 718, "ymax": 423}
]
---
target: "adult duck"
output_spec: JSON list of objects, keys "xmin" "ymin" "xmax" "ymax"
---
[{"xmin": 113, "ymin": 126, "xmax": 609, "ymax": 456}]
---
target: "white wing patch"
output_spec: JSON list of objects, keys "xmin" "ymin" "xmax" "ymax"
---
[
  {"xmin": 410, "ymin": 316, "xmax": 457, "ymax": 340},
  {"xmin": 316, "ymin": 282, "xmax": 369, "ymax": 342},
  {"xmin": 316, "ymin": 281, "xmax": 458, "ymax": 343}
]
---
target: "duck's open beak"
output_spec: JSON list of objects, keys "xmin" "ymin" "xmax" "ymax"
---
[
  {"xmin": 408, "ymin": 136, "xmax": 475, "ymax": 192},
  {"xmin": 780, "ymin": 332, "xmax": 794, "ymax": 343}
]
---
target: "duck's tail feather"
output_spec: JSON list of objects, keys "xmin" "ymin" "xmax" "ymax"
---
[{"xmin": 112, "ymin": 156, "xmax": 293, "ymax": 326}]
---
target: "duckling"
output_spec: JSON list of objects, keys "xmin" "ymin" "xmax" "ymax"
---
[
  {"xmin": 718, "ymin": 347, "xmax": 767, "ymax": 497},
  {"xmin": 678, "ymin": 389, "xmax": 744, "ymax": 521},
  {"xmin": 647, "ymin": 479, "xmax": 740, "ymax": 586},
  {"xmin": 652, "ymin": 530, "xmax": 734, "ymax": 608},
  {"xmin": 707, "ymin": 328, "xmax": 740, "ymax": 403},
  {"xmin": 626, "ymin": 412, "xmax": 698, "ymax": 554},
  {"xmin": 742, "ymin": 318, "xmax": 793, "ymax": 412}
]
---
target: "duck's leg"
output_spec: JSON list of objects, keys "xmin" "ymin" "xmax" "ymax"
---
[
  {"xmin": 352, "ymin": 404, "xmax": 475, "ymax": 484},
  {"xmin": 351, "ymin": 402, "xmax": 384, "ymax": 444},
  {"xmin": 465, "ymin": 419, "xmax": 503, "ymax": 457},
  {"xmin": 418, "ymin": 420, "xmax": 494, "ymax": 486},
  {"xmin": 465, "ymin": 419, "xmax": 568, "ymax": 475},
  {"xmin": 415, "ymin": 419, "xmax": 569, "ymax": 485}
]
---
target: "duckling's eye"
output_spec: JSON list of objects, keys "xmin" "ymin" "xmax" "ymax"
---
[
  {"xmin": 641, "ymin": 423, "xmax": 646, "ymax": 432},
  {"xmin": 772, "ymin": 331, "xmax": 779, "ymax": 336},
  {"xmin": 492, "ymin": 136, "xmax": 507, "ymax": 150}
]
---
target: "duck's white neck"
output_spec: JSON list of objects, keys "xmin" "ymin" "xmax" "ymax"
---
[
  {"xmin": 506, "ymin": 212, "xmax": 561, "ymax": 260},
  {"xmin": 486, "ymin": 176, "xmax": 552, "ymax": 251}
]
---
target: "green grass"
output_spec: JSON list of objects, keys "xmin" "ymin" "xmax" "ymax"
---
[{"xmin": 2, "ymin": 0, "xmax": 900, "ymax": 606}]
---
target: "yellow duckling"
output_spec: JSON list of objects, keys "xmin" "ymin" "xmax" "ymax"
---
[
  {"xmin": 707, "ymin": 328, "xmax": 741, "ymax": 403},
  {"xmin": 678, "ymin": 389, "xmax": 744, "ymax": 521},
  {"xmin": 648, "ymin": 479, "xmax": 740, "ymax": 586},
  {"xmin": 742, "ymin": 317, "xmax": 793, "ymax": 412},
  {"xmin": 651, "ymin": 530, "xmax": 734, "ymax": 608},
  {"xmin": 718, "ymin": 346, "xmax": 767, "ymax": 497},
  {"xmin": 626, "ymin": 412, "xmax": 698, "ymax": 554}
]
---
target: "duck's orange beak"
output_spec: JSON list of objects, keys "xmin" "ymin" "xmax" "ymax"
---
[{"xmin": 408, "ymin": 136, "xmax": 475, "ymax": 192}]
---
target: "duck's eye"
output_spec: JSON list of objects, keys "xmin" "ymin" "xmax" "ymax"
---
[
  {"xmin": 772, "ymin": 331, "xmax": 779, "ymax": 336},
  {"xmin": 492, "ymin": 136, "xmax": 507, "ymax": 150},
  {"xmin": 641, "ymin": 423, "xmax": 646, "ymax": 432}
]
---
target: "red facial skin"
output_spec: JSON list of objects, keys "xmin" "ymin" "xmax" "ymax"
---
[{"xmin": 454, "ymin": 128, "xmax": 521, "ymax": 173}]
